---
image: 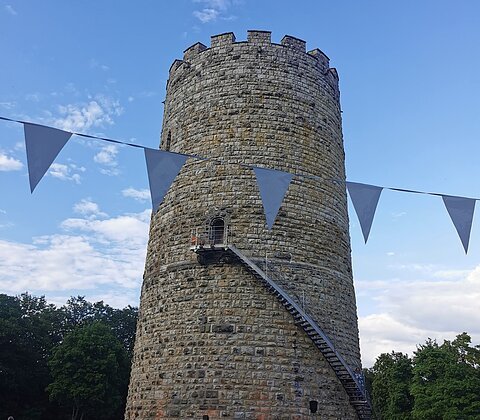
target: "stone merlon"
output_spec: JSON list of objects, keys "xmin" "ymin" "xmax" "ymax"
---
[
  {"xmin": 308, "ymin": 48, "xmax": 330, "ymax": 68},
  {"xmin": 183, "ymin": 42, "xmax": 207, "ymax": 61},
  {"xmin": 247, "ymin": 30, "xmax": 272, "ymax": 45},
  {"xmin": 211, "ymin": 32, "xmax": 236, "ymax": 48},
  {"xmin": 281, "ymin": 35, "xmax": 306, "ymax": 52}
]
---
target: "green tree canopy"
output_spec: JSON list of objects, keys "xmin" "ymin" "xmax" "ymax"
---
[
  {"xmin": 411, "ymin": 333, "xmax": 480, "ymax": 419},
  {"xmin": 371, "ymin": 351, "xmax": 413, "ymax": 419},
  {"xmin": 0, "ymin": 293, "xmax": 64, "ymax": 419},
  {"xmin": 47, "ymin": 321, "xmax": 130, "ymax": 420},
  {"xmin": 0, "ymin": 293, "xmax": 137, "ymax": 419},
  {"xmin": 63, "ymin": 296, "xmax": 138, "ymax": 358}
]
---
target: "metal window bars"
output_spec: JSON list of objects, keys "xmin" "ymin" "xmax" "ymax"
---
[{"xmin": 191, "ymin": 224, "xmax": 230, "ymax": 248}]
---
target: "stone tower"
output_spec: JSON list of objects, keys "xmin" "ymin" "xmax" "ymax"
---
[{"xmin": 126, "ymin": 31, "xmax": 370, "ymax": 419}]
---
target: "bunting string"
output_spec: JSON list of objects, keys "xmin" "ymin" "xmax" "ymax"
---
[{"xmin": 0, "ymin": 115, "xmax": 477, "ymax": 252}]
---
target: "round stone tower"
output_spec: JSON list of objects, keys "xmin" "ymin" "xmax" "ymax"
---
[{"xmin": 126, "ymin": 31, "xmax": 370, "ymax": 419}]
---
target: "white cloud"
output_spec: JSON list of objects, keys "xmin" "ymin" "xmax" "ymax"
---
[
  {"xmin": 73, "ymin": 199, "xmax": 108, "ymax": 218},
  {"xmin": 192, "ymin": 0, "xmax": 238, "ymax": 23},
  {"xmin": 49, "ymin": 163, "xmax": 84, "ymax": 184},
  {"xmin": 0, "ymin": 209, "xmax": 150, "ymax": 299},
  {"xmin": 94, "ymin": 144, "xmax": 118, "ymax": 165},
  {"xmin": 122, "ymin": 187, "xmax": 150, "ymax": 202},
  {"xmin": 0, "ymin": 101, "xmax": 16, "ymax": 109},
  {"xmin": 94, "ymin": 144, "xmax": 120, "ymax": 176},
  {"xmin": 4, "ymin": 4, "xmax": 17, "ymax": 15},
  {"xmin": 358, "ymin": 264, "xmax": 480, "ymax": 367},
  {"xmin": 193, "ymin": 0, "xmax": 230, "ymax": 10},
  {"xmin": 61, "ymin": 210, "xmax": 150, "ymax": 245},
  {"xmin": 0, "ymin": 152, "xmax": 23, "ymax": 171},
  {"xmin": 99, "ymin": 167, "xmax": 120, "ymax": 176},
  {"xmin": 193, "ymin": 8, "xmax": 219, "ymax": 23},
  {"xmin": 82, "ymin": 290, "xmax": 139, "ymax": 309},
  {"xmin": 359, "ymin": 313, "xmax": 439, "ymax": 367},
  {"xmin": 52, "ymin": 95, "xmax": 123, "ymax": 132},
  {"xmin": 0, "ymin": 235, "xmax": 142, "ymax": 292}
]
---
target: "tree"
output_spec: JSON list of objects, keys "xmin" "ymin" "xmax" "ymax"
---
[
  {"xmin": 47, "ymin": 321, "xmax": 130, "ymax": 420},
  {"xmin": 411, "ymin": 333, "xmax": 480, "ymax": 419},
  {"xmin": 62, "ymin": 296, "xmax": 138, "ymax": 358},
  {"xmin": 0, "ymin": 293, "xmax": 65, "ymax": 419},
  {"xmin": 371, "ymin": 351, "xmax": 413, "ymax": 419}
]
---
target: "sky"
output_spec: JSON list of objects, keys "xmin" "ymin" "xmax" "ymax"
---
[{"xmin": 1, "ymin": 0, "xmax": 480, "ymax": 367}]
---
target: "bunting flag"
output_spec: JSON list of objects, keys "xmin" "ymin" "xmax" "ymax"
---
[
  {"xmin": 442, "ymin": 195, "xmax": 476, "ymax": 254},
  {"xmin": 253, "ymin": 167, "xmax": 293, "ymax": 229},
  {"xmin": 144, "ymin": 148, "xmax": 188, "ymax": 211},
  {"xmin": 346, "ymin": 182, "xmax": 383, "ymax": 243},
  {"xmin": 2, "ymin": 116, "xmax": 479, "ymax": 252},
  {"xmin": 24, "ymin": 123, "xmax": 72, "ymax": 192}
]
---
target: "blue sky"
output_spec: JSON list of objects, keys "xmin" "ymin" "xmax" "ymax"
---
[{"xmin": 1, "ymin": 0, "xmax": 479, "ymax": 366}]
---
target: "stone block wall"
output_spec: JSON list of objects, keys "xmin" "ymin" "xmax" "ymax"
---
[{"xmin": 126, "ymin": 31, "xmax": 362, "ymax": 419}]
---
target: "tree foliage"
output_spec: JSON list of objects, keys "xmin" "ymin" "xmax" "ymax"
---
[
  {"xmin": 0, "ymin": 293, "xmax": 137, "ymax": 420},
  {"xmin": 0, "ymin": 293, "xmax": 63, "ymax": 419},
  {"xmin": 63, "ymin": 296, "xmax": 138, "ymax": 358},
  {"xmin": 411, "ymin": 333, "xmax": 480, "ymax": 419},
  {"xmin": 371, "ymin": 352, "xmax": 413, "ymax": 419},
  {"xmin": 369, "ymin": 333, "xmax": 480, "ymax": 419},
  {"xmin": 47, "ymin": 322, "xmax": 130, "ymax": 420}
]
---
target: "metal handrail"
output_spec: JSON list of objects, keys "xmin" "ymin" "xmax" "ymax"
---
[
  {"xmin": 260, "ymin": 258, "xmax": 368, "ymax": 397},
  {"xmin": 190, "ymin": 242, "xmax": 371, "ymax": 416},
  {"xmin": 227, "ymin": 245, "xmax": 369, "ymax": 401},
  {"xmin": 191, "ymin": 225, "xmax": 230, "ymax": 247}
]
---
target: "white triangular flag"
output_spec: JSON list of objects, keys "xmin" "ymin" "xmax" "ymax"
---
[
  {"xmin": 144, "ymin": 148, "xmax": 188, "ymax": 211},
  {"xmin": 346, "ymin": 182, "xmax": 383, "ymax": 243},
  {"xmin": 442, "ymin": 195, "xmax": 476, "ymax": 254},
  {"xmin": 24, "ymin": 123, "xmax": 72, "ymax": 192},
  {"xmin": 253, "ymin": 167, "xmax": 293, "ymax": 229}
]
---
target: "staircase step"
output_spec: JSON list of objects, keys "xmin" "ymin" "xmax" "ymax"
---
[{"xmin": 226, "ymin": 246, "xmax": 372, "ymax": 418}]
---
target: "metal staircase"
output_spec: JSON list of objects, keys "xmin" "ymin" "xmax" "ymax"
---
[{"xmin": 192, "ymin": 243, "xmax": 372, "ymax": 419}]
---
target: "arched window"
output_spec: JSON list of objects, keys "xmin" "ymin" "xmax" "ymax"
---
[
  {"xmin": 209, "ymin": 217, "xmax": 225, "ymax": 244},
  {"xmin": 165, "ymin": 131, "xmax": 172, "ymax": 151}
]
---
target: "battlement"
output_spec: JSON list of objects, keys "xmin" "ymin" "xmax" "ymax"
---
[
  {"xmin": 183, "ymin": 42, "xmax": 207, "ymax": 61},
  {"xmin": 169, "ymin": 59, "xmax": 184, "ymax": 73},
  {"xmin": 281, "ymin": 35, "xmax": 306, "ymax": 52},
  {"xmin": 170, "ymin": 30, "xmax": 337, "ymax": 84},
  {"xmin": 177, "ymin": 30, "xmax": 329, "ymax": 59},
  {"xmin": 308, "ymin": 48, "xmax": 330, "ymax": 68},
  {"xmin": 211, "ymin": 32, "xmax": 236, "ymax": 48},
  {"xmin": 247, "ymin": 30, "xmax": 272, "ymax": 45}
]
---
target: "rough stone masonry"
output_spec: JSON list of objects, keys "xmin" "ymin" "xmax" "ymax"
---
[{"xmin": 125, "ymin": 30, "xmax": 363, "ymax": 419}]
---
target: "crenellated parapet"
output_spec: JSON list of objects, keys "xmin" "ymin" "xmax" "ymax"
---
[{"xmin": 169, "ymin": 30, "xmax": 339, "ymax": 89}]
